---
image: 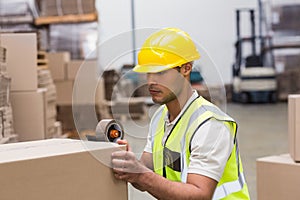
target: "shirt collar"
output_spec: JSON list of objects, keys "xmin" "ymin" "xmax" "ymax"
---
[{"xmin": 164, "ymin": 90, "xmax": 199, "ymax": 125}]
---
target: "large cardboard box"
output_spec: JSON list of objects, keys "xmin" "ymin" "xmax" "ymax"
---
[
  {"xmin": 0, "ymin": 139, "xmax": 127, "ymax": 200},
  {"xmin": 10, "ymin": 89, "xmax": 47, "ymax": 141},
  {"xmin": 55, "ymin": 80, "xmax": 74, "ymax": 105},
  {"xmin": 257, "ymin": 154, "xmax": 300, "ymax": 200},
  {"xmin": 47, "ymin": 52, "xmax": 70, "ymax": 81},
  {"xmin": 0, "ymin": 33, "xmax": 37, "ymax": 91},
  {"xmin": 288, "ymin": 94, "xmax": 300, "ymax": 161}
]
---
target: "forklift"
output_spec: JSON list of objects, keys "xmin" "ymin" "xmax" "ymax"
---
[{"xmin": 232, "ymin": 7, "xmax": 277, "ymax": 103}]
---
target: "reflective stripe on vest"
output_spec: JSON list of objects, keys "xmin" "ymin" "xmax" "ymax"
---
[
  {"xmin": 151, "ymin": 96, "xmax": 250, "ymax": 199},
  {"xmin": 213, "ymin": 172, "xmax": 246, "ymax": 200}
]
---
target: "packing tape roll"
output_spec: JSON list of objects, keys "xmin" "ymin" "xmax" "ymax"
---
[{"xmin": 95, "ymin": 119, "xmax": 124, "ymax": 142}]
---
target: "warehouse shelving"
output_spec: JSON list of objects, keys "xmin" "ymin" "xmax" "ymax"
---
[{"xmin": 35, "ymin": 12, "xmax": 98, "ymax": 25}]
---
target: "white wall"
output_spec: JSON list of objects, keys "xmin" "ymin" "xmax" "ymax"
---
[{"xmin": 97, "ymin": 0, "xmax": 258, "ymax": 84}]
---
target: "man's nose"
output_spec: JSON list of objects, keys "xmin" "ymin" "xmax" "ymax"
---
[{"xmin": 147, "ymin": 73, "xmax": 157, "ymax": 85}]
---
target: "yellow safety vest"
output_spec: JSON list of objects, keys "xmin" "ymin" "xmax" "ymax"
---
[{"xmin": 151, "ymin": 96, "xmax": 250, "ymax": 199}]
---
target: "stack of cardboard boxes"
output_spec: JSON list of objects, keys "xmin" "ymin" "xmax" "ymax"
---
[
  {"xmin": 275, "ymin": 55, "xmax": 300, "ymax": 101},
  {"xmin": 269, "ymin": 2, "xmax": 300, "ymax": 101},
  {"xmin": 271, "ymin": 4, "xmax": 300, "ymax": 32},
  {"xmin": 0, "ymin": 32, "xmax": 59, "ymax": 142},
  {"xmin": 37, "ymin": 51, "xmax": 61, "ymax": 138},
  {"xmin": 257, "ymin": 95, "xmax": 300, "ymax": 199},
  {"xmin": 0, "ymin": 46, "xmax": 16, "ymax": 144},
  {"xmin": 47, "ymin": 51, "xmax": 98, "ymax": 133}
]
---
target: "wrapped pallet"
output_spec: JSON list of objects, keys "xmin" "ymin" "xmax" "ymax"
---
[{"xmin": 36, "ymin": 0, "xmax": 96, "ymax": 16}]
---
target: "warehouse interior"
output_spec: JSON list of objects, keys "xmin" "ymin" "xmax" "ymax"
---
[{"xmin": 0, "ymin": 0, "xmax": 299, "ymax": 199}]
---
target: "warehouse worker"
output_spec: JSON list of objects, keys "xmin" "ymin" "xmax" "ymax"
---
[{"xmin": 111, "ymin": 28, "xmax": 250, "ymax": 199}]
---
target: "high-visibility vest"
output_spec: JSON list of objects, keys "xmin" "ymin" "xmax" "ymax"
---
[{"xmin": 151, "ymin": 96, "xmax": 250, "ymax": 199}]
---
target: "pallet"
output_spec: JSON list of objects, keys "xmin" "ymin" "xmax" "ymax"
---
[
  {"xmin": 37, "ymin": 51, "xmax": 48, "ymax": 69},
  {"xmin": 35, "ymin": 13, "xmax": 98, "ymax": 25}
]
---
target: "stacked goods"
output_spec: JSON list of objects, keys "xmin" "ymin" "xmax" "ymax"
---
[
  {"xmin": 0, "ymin": 32, "xmax": 51, "ymax": 142},
  {"xmin": 0, "ymin": 105, "xmax": 16, "ymax": 144},
  {"xmin": 0, "ymin": 46, "xmax": 16, "ymax": 144},
  {"xmin": 37, "ymin": 69, "xmax": 56, "ymax": 102},
  {"xmin": 276, "ymin": 70, "xmax": 300, "ymax": 101},
  {"xmin": 0, "ymin": 46, "xmax": 6, "ymax": 74},
  {"xmin": 0, "ymin": 1, "xmax": 48, "ymax": 52},
  {"xmin": 37, "ymin": 51, "xmax": 59, "ymax": 138},
  {"xmin": 271, "ymin": 4, "xmax": 300, "ymax": 32},
  {"xmin": 274, "ymin": 52, "xmax": 300, "ymax": 101},
  {"xmin": 37, "ymin": 28, "xmax": 49, "ymax": 51},
  {"xmin": 47, "ymin": 52, "xmax": 98, "ymax": 133},
  {"xmin": 0, "ymin": 0, "xmax": 34, "ymax": 24},
  {"xmin": 266, "ymin": 1, "xmax": 300, "ymax": 101},
  {"xmin": 36, "ymin": 0, "xmax": 96, "ymax": 16},
  {"xmin": 49, "ymin": 22, "xmax": 98, "ymax": 59},
  {"xmin": 102, "ymin": 70, "xmax": 120, "ymax": 101},
  {"xmin": 257, "ymin": 95, "xmax": 300, "ymax": 199}
]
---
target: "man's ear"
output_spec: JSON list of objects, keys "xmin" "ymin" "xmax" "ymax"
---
[{"xmin": 180, "ymin": 62, "xmax": 192, "ymax": 75}]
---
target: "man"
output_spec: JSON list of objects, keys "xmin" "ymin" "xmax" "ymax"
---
[{"xmin": 111, "ymin": 28, "xmax": 250, "ymax": 199}]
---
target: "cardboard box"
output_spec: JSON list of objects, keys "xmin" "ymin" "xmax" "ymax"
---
[
  {"xmin": 57, "ymin": 104, "xmax": 97, "ymax": 132},
  {"xmin": 10, "ymin": 89, "xmax": 47, "ymax": 141},
  {"xmin": 56, "ymin": 105, "xmax": 75, "ymax": 131},
  {"xmin": 66, "ymin": 60, "xmax": 98, "ymax": 104},
  {"xmin": 0, "ymin": 33, "xmax": 37, "ymax": 91},
  {"xmin": 55, "ymin": 80, "xmax": 74, "ymax": 105},
  {"xmin": 66, "ymin": 59, "xmax": 97, "ymax": 80},
  {"xmin": 257, "ymin": 154, "xmax": 300, "ymax": 200},
  {"xmin": 47, "ymin": 52, "xmax": 70, "ymax": 81},
  {"xmin": 0, "ymin": 139, "xmax": 127, "ymax": 200},
  {"xmin": 288, "ymin": 95, "xmax": 300, "ymax": 161}
]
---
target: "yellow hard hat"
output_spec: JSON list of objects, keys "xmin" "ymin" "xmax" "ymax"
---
[{"xmin": 133, "ymin": 28, "xmax": 200, "ymax": 73}]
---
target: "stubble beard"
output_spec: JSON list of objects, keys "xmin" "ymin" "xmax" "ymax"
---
[{"xmin": 152, "ymin": 92, "xmax": 176, "ymax": 105}]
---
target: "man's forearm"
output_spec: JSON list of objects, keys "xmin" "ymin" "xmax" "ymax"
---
[{"xmin": 135, "ymin": 172, "xmax": 213, "ymax": 200}]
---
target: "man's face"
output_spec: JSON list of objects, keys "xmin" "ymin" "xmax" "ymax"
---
[{"xmin": 147, "ymin": 67, "xmax": 185, "ymax": 105}]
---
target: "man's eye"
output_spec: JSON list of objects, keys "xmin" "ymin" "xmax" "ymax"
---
[{"xmin": 157, "ymin": 71, "xmax": 166, "ymax": 75}]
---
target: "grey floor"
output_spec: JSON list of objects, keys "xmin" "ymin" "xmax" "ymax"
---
[{"xmin": 122, "ymin": 102, "xmax": 288, "ymax": 200}]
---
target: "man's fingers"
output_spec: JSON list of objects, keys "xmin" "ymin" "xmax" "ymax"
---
[
  {"xmin": 116, "ymin": 139, "xmax": 132, "ymax": 151},
  {"xmin": 111, "ymin": 150, "xmax": 127, "ymax": 159},
  {"xmin": 117, "ymin": 139, "xmax": 128, "ymax": 146},
  {"xmin": 112, "ymin": 150, "xmax": 135, "ymax": 160},
  {"xmin": 112, "ymin": 158, "xmax": 135, "ymax": 173},
  {"xmin": 114, "ymin": 172, "xmax": 129, "ymax": 181}
]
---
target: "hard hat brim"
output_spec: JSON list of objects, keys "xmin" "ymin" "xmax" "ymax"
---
[{"xmin": 133, "ymin": 64, "xmax": 176, "ymax": 73}]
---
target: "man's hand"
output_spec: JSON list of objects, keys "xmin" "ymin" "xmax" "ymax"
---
[
  {"xmin": 111, "ymin": 141, "xmax": 151, "ymax": 190},
  {"xmin": 116, "ymin": 139, "xmax": 129, "ymax": 151}
]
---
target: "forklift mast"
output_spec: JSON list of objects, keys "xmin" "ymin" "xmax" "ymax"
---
[{"xmin": 234, "ymin": 8, "xmax": 263, "ymax": 78}]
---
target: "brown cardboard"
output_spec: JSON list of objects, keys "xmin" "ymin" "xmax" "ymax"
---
[
  {"xmin": 66, "ymin": 60, "xmax": 98, "ymax": 104},
  {"xmin": 47, "ymin": 52, "xmax": 70, "ymax": 81},
  {"xmin": 0, "ymin": 139, "xmax": 127, "ymax": 200},
  {"xmin": 54, "ymin": 80, "xmax": 74, "ymax": 105},
  {"xmin": 66, "ymin": 59, "xmax": 97, "ymax": 80},
  {"xmin": 288, "ymin": 95, "xmax": 300, "ymax": 161},
  {"xmin": 257, "ymin": 154, "xmax": 300, "ymax": 200},
  {"xmin": 10, "ymin": 89, "xmax": 47, "ymax": 141},
  {"xmin": 0, "ymin": 33, "xmax": 37, "ymax": 91}
]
